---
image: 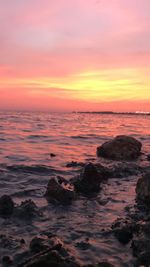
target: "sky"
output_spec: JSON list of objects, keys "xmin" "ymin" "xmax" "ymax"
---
[{"xmin": 0, "ymin": 0, "xmax": 150, "ymax": 112}]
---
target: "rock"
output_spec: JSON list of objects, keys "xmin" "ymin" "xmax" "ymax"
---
[
  {"xmin": 47, "ymin": 236, "xmax": 63, "ymax": 252},
  {"xmin": 0, "ymin": 195, "xmax": 14, "ymax": 218},
  {"xmin": 94, "ymin": 163, "xmax": 111, "ymax": 178},
  {"xmin": 20, "ymin": 239, "xmax": 26, "ymax": 245},
  {"xmin": 131, "ymin": 218, "xmax": 150, "ymax": 266},
  {"xmin": 97, "ymin": 135, "xmax": 142, "ymax": 160},
  {"xmin": 109, "ymin": 162, "xmax": 141, "ymax": 178},
  {"xmin": 0, "ymin": 234, "xmax": 22, "ymax": 250},
  {"xmin": 2, "ymin": 255, "xmax": 13, "ymax": 265},
  {"xmin": 66, "ymin": 161, "xmax": 85, "ymax": 168},
  {"xmin": 50, "ymin": 153, "xmax": 56, "ymax": 158},
  {"xmin": 132, "ymin": 236, "xmax": 150, "ymax": 266},
  {"xmin": 30, "ymin": 237, "xmax": 49, "ymax": 253},
  {"xmin": 15, "ymin": 199, "xmax": 42, "ymax": 219},
  {"xmin": 45, "ymin": 177, "xmax": 76, "ymax": 204},
  {"xmin": 141, "ymin": 221, "xmax": 150, "ymax": 236},
  {"xmin": 30, "ymin": 236, "xmax": 63, "ymax": 254},
  {"xmin": 18, "ymin": 236, "xmax": 80, "ymax": 267},
  {"xmin": 97, "ymin": 264, "xmax": 115, "ymax": 267},
  {"xmin": 75, "ymin": 240, "xmax": 91, "ymax": 250},
  {"xmin": 73, "ymin": 163, "xmax": 104, "ymax": 194},
  {"xmin": 18, "ymin": 250, "xmax": 81, "ymax": 267},
  {"xmin": 111, "ymin": 218, "xmax": 136, "ymax": 244},
  {"xmin": 147, "ymin": 154, "xmax": 150, "ymax": 161},
  {"xmin": 113, "ymin": 226, "xmax": 133, "ymax": 245},
  {"xmin": 136, "ymin": 172, "xmax": 150, "ymax": 206}
]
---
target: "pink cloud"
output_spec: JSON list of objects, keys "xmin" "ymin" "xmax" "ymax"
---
[{"xmin": 0, "ymin": 0, "xmax": 149, "ymax": 110}]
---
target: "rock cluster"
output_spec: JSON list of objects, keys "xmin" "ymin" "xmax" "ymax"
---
[
  {"xmin": 18, "ymin": 235, "xmax": 80, "ymax": 267},
  {"xmin": 17, "ymin": 234, "xmax": 115, "ymax": 267},
  {"xmin": 0, "ymin": 196, "xmax": 41, "ymax": 220},
  {"xmin": 111, "ymin": 170, "xmax": 150, "ymax": 266},
  {"xmin": 14, "ymin": 199, "xmax": 42, "ymax": 219}
]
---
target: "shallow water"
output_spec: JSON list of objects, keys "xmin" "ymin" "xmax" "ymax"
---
[{"xmin": 0, "ymin": 111, "xmax": 150, "ymax": 266}]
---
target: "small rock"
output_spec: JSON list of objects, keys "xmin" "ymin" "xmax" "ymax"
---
[
  {"xmin": 73, "ymin": 163, "xmax": 104, "ymax": 194},
  {"xmin": 20, "ymin": 239, "xmax": 26, "ymax": 245},
  {"xmin": 147, "ymin": 154, "xmax": 150, "ymax": 161},
  {"xmin": 75, "ymin": 241, "xmax": 91, "ymax": 250},
  {"xmin": 112, "ymin": 218, "xmax": 134, "ymax": 244},
  {"xmin": 0, "ymin": 195, "xmax": 14, "ymax": 218},
  {"xmin": 97, "ymin": 263, "xmax": 115, "ymax": 267},
  {"xmin": 30, "ymin": 237, "xmax": 49, "ymax": 253},
  {"xmin": 136, "ymin": 172, "xmax": 150, "ymax": 206},
  {"xmin": 66, "ymin": 161, "xmax": 84, "ymax": 168},
  {"xmin": 45, "ymin": 177, "xmax": 76, "ymax": 204},
  {"xmin": 97, "ymin": 135, "xmax": 142, "ymax": 160},
  {"xmin": 113, "ymin": 227, "xmax": 133, "ymax": 245},
  {"xmin": 2, "ymin": 255, "xmax": 13, "ymax": 265},
  {"xmin": 50, "ymin": 153, "xmax": 56, "ymax": 158}
]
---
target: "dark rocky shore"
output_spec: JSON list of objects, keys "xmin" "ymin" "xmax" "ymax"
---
[{"xmin": 0, "ymin": 135, "xmax": 150, "ymax": 267}]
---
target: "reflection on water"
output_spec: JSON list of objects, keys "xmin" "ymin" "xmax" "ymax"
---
[
  {"xmin": 0, "ymin": 112, "xmax": 149, "ymax": 167},
  {"xmin": 0, "ymin": 111, "xmax": 149, "ymax": 266}
]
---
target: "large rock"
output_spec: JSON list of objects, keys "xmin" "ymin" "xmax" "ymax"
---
[
  {"xmin": 18, "ymin": 235, "xmax": 80, "ymax": 267},
  {"xmin": 97, "ymin": 135, "xmax": 142, "ymax": 161},
  {"xmin": 73, "ymin": 163, "xmax": 104, "ymax": 194},
  {"xmin": 45, "ymin": 177, "xmax": 76, "ymax": 204},
  {"xmin": 18, "ymin": 250, "xmax": 81, "ymax": 267},
  {"xmin": 136, "ymin": 172, "xmax": 150, "ymax": 206},
  {"xmin": 0, "ymin": 195, "xmax": 14, "ymax": 218}
]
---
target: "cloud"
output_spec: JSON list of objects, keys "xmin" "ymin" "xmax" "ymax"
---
[{"xmin": 0, "ymin": 0, "xmax": 149, "ymax": 110}]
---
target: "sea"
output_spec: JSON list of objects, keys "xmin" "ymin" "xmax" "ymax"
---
[{"xmin": 0, "ymin": 111, "xmax": 150, "ymax": 267}]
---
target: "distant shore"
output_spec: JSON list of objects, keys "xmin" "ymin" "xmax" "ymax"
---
[{"xmin": 76, "ymin": 111, "xmax": 150, "ymax": 115}]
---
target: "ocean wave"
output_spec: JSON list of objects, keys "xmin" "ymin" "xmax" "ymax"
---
[
  {"xmin": 5, "ymin": 164, "xmax": 56, "ymax": 174},
  {"xmin": 71, "ymin": 135, "xmax": 91, "ymax": 139},
  {"xmin": 0, "ymin": 138, "xmax": 6, "ymax": 141},
  {"xmin": 27, "ymin": 134, "xmax": 49, "ymax": 139},
  {"xmin": 5, "ymin": 155, "xmax": 30, "ymax": 162}
]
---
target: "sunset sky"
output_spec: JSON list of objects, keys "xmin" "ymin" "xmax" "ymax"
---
[{"xmin": 0, "ymin": 0, "xmax": 150, "ymax": 111}]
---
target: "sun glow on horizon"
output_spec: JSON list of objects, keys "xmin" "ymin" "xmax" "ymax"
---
[
  {"xmin": 1, "ymin": 67, "xmax": 149, "ymax": 103},
  {"xmin": 0, "ymin": 0, "xmax": 150, "ymax": 111}
]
